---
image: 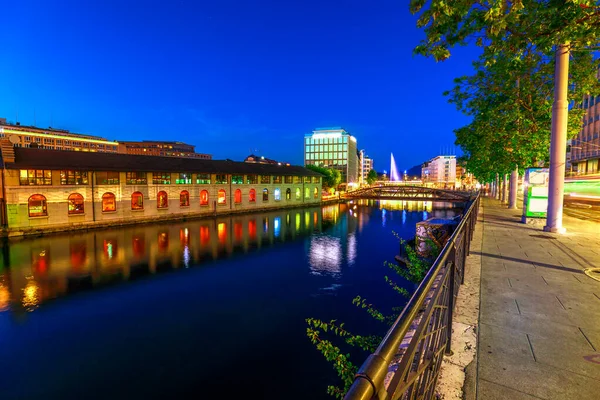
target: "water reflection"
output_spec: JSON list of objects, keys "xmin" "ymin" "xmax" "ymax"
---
[
  {"xmin": 0, "ymin": 207, "xmax": 323, "ymax": 315},
  {"xmin": 308, "ymin": 236, "xmax": 342, "ymax": 276}
]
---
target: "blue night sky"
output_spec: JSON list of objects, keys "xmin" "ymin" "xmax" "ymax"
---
[{"xmin": 0, "ymin": 0, "xmax": 480, "ymax": 172}]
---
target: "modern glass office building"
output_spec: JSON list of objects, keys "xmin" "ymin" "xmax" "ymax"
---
[{"xmin": 304, "ymin": 127, "xmax": 358, "ymax": 186}]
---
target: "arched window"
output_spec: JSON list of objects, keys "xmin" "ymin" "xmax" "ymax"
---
[
  {"xmin": 295, "ymin": 187, "xmax": 301, "ymax": 200},
  {"xmin": 249, "ymin": 189, "xmax": 256, "ymax": 203},
  {"xmin": 314, "ymin": 187, "xmax": 319, "ymax": 199},
  {"xmin": 263, "ymin": 188, "xmax": 269, "ymax": 201},
  {"xmin": 218, "ymin": 189, "xmax": 227, "ymax": 204},
  {"xmin": 102, "ymin": 192, "xmax": 116, "ymax": 212},
  {"xmin": 180, "ymin": 190, "xmax": 190, "ymax": 207},
  {"xmin": 234, "ymin": 189, "xmax": 242, "ymax": 204},
  {"xmin": 274, "ymin": 188, "xmax": 281, "ymax": 201},
  {"xmin": 68, "ymin": 193, "xmax": 84, "ymax": 215},
  {"xmin": 28, "ymin": 194, "xmax": 47, "ymax": 217},
  {"xmin": 305, "ymin": 187, "xmax": 310, "ymax": 199},
  {"xmin": 286, "ymin": 188, "xmax": 291, "ymax": 200},
  {"xmin": 200, "ymin": 190, "xmax": 209, "ymax": 206},
  {"xmin": 131, "ymin": 192, "xmax": 144, "ymax": 210},
  {"xmin": 157, "ymin": 191, "xmax": 168, "ymax": 208}
]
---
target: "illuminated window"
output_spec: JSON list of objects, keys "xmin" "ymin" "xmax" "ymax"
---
[
  {"xmin": 305, "ymin": 187, "xmax": 310, "ymax": 199},
  {"xmin": 131, "ymin": 192, "xmax": 144, "ymax": 210},
  {"xmin": 28, "ymin": 194, "xmax": 47, "ymax": 217},
  {"xmin": 20, "ymin": 169, "xmax": 52, "ymax": 185},
  {"xmin": 200, "ymin": 190, "xmax": 209, "ymax": 206},
  {"xmin": 295, "ymin": 176, "xmax": 302, "ymax": 183},
  {"xmin": 273, "ymin": 176, "xmax": 282, "ymax": 184},
  {"xmin": 96, "ymin": 171, "xmax": 120, "ymax": 185},
  {"xmin": 260, "ymin": 175, "xmax": 270, "ymax": 184},
  {"xmin": 102, "ymin": 192, "xmax": 116, "ymax": 212},
  {"xmin": 314, "ymin": 187, "xmax": 319, "ymax": 199},
  {"xmin": 295, "ymin": 187, "xmax": 301, "ymax": 200},
  {"xmin": 284, "ymin": 176, "xmax": 293, "ymax": 184},
  {"xmin": 274, "ymin": 188, "xmax": 281, "ymax": 201},
  {"xmin": 61, "ymin": 170, "xmax": 88, "ymax": 185},
  {"xmin": 68, "ymin": 193, "xmax": 84, "ymax": 215},
  {"xmin": 218, "ymin": 189, "xmax": 226, "ymax": 204},
  {"xmin": 286, "ymin": 188, "xmax": 291, "ymax": 200},
  {"xmin": 234, "ymin": 189, "xmax": 242, "ymax": 204},
  {"xmin": 157, "ymin": 191, "xmax": 168, "ymax": 208},
  {"xmin": 152, "ymin": 172, "xmax": 171, "ymax": 184},
  {"xmin": 263, "ymin": 188, "xmax": 269, "ymax": 201},
  {"xmin": 125, "ymin": 172, "xmax": 148, "ymax": 185},
  {"xmin": 313, "ymin": 176, "xmax": 321, "ymax": 184},
  {"xmin": 176, "ymin": 173, "xmax": 191, "ymax": 184},
  {"xmin": 232, "ymin": 175, "xmax": 243, "ymax": 184},
  {"xmin": 246, "ymin": 175, "xmax": 258, "ymax": 184},
  {"xmin": 249, "ymin": 189, "xmax": 256, "ymax": 203},
  {"xmin": 216, "ymin": 174, "xmax": 228, "ymax": 184},
  {"xmin": 180, "ymin": 190, "xmax": 190, "ymax": 207},
  {"xmin": 196, "ymin": 174, "xmax": 211, "ymax": 184},
  {"xmin": 304, "ymin": 176, "xmax": 311, "ymax": 183}
]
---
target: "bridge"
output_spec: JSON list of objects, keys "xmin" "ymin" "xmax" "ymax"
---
[{"xmin": 343, "ymin": 185, "xmax": 473, "ymax": 202}]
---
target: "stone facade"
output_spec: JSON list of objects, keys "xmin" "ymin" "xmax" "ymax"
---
[{"xmin": 2, "ymin": 170, "xmax": 322, "ymax": 236}]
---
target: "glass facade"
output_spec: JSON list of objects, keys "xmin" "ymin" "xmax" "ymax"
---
[{"xmin": 304, "ymin": 128, "xmax": 358, "ymax": 184}]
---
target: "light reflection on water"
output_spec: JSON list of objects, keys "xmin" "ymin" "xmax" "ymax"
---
[
  {"xmin": 0, "ymin": 207, "xmax": 323, "ymax": 314},
  {"xmin": 308, "ymin": 235, "xmax": 342, "ymax": 277}
]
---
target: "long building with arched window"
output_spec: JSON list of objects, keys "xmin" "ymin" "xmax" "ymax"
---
[{"xmin": 0, "ymin": 146, "xmax": 323, "ymax": 236}]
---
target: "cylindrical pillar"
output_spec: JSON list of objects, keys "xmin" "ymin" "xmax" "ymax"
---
[
  {"xmin": 496, "ymin": 173, "xmax": 500, "ymax": 200},
  {"xmin": 545, "ymin": 43, "xmax": 570, "ymax": 234},
  {"xmin": 509, "ymin": 167, "xmax": 518, "ymax": 209}
]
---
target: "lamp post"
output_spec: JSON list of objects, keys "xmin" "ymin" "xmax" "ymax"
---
[{"xmin": 544, "ymin": 43, "xmax": 570, "ymax": 234}]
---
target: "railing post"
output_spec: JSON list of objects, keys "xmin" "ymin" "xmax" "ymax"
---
[{"xmin": 445, "ymin": 246, "xmax": 456, "ymax": 355}]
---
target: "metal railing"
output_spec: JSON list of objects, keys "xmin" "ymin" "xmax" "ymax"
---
[{"xmin": 344, "ymin": 192, "xmax": 481, "ymax": 400}]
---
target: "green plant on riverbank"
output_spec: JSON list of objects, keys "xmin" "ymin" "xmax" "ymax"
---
[{"xmin": 306, "ymin": 233, "xmax": 440, "ymax": 398}]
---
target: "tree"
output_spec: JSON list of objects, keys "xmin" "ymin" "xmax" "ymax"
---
[
  {"xmin": 305, "ymin": 164, "xmax": 342, "ymax": 189},
  {"xmin": 410, "ymin": 1, "xmax": 600, "ymax": 183},
  {"xmin": 366, "ymin": 169, "xmax": 378, "ymax": 185}
]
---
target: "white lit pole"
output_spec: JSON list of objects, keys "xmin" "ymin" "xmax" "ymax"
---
[
  {"xmin": 544, "ymin": 43, "xmax": 570, "ymax": 234},
  {"xmin": 509, "ymin": 166, "xmax": 518, "ymax": 209}
]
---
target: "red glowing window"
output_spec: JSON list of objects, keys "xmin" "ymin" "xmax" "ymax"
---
[
  {"xmin": 234, "ymin": 189, "xmax": 242, "ymax": 204},
  {"xmin": 200, "ymin": 190, "xmax": 209, "ymax": 206},
  {"xmin": 249, "ymin": 189, "xmax": 256, "ymax": 203},
  {"xmin": 131, "ymin": 192, "xmax": 144, "ymax": 210},
  {"xmin": 102, "ymin": 192, "xmax": 116, "ymax": 212},
  {"xmin": 157, "ymin": 191, "xmax": 168, "ymax": 208}
]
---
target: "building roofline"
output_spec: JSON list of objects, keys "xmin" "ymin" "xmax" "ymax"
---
[{"xmin": 6, "ymin": 147, "xmax": 323, "ymax": 176}]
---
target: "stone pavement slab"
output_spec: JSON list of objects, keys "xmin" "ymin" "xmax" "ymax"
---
[{"xmin": 474, "ymin": 197, "xmax": 600, "ymax": 400}]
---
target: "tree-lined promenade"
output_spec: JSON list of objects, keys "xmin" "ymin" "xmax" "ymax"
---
[{"xmin": 411, "ymin": 0, "xmax": 600, "ymax": 232}]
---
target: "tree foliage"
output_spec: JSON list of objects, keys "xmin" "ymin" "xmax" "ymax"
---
[
  {"xmin": 410, "ymin": 0, "xmax": 600, "ymax": 182},
  {"xmin": 306, "ymin": 233, "xmax": 440, "ymax": 398},
  {"xmin": 366, "ymin": 169, "xmax": 378, "ymax": 185},
  {"xmin": 306, "ymin": 164, "xmax": 342, "ymax": 189}
]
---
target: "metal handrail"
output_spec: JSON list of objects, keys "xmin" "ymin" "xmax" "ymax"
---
[{"xmin": 344, "ymin": 192, "xmax": 481, "ymax": 400}]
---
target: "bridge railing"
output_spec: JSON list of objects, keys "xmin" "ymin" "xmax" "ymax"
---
[{"xmin": 344, "ymin": 191, "xmax": 481, "ymax": 400}]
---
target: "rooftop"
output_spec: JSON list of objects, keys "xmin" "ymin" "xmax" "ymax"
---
[{"xmin": 4, "ymin": 147, "xmax": 322, "ymax": 176}]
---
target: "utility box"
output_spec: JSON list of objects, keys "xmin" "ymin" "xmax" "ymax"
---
[{"xmin": 522, "ymin": 168, "xmax": 549, "ymax": 224}]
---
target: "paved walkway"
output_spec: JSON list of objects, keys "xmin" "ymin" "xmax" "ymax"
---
[{"xmin": 474, "ymin": 196, "xmax": 600, "ymax": 399}]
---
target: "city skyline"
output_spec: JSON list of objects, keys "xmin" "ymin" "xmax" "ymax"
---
[{"xmin": 0, "ymin": 1, "xmax": 479, "ymax": 170}]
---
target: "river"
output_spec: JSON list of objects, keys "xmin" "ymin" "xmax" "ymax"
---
[{"xmin": 0, "ymin": 200, "xmax": 461, "ymax": 400}]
